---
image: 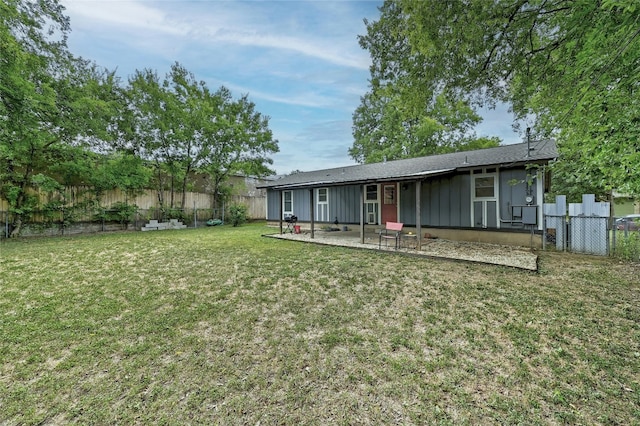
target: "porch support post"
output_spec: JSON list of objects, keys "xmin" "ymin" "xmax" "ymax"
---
[
  {"xmin": 309, "ymin": 188, "xmax": 315, "ymax": 239},
  {"xmin": 360, "ymin": 184, "xmax": 365, "ymax": 244},
  {"xmin": 279, "ymin": 190, "xmax": 283, "ymax": 234},
  {"xmin": 415, "ymin": 180, "xmax": 422, "ymax": 250}
]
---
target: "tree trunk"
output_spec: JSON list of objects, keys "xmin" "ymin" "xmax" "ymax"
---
[
  {"xmin": 8, "ymin": 180, "xmax": 29, "ymax": 238},
  {"xmin": 9, "ymin": 217, "xmax": 22, "ymax": 238},
  {"xmin": 170, "ymin": 174, "xmax": 175, "ymax": 210},
  {"xmin": 180, "ymin": 166, "xmax": 191, "ymax": 209}
]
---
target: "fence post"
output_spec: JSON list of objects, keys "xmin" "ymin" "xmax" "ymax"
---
[
  {"xmin": 193, "ymin": 201, "xmax": 197, "ymax": 228},
  {"xmin": 542, "ymin": 215, "xmax": 546, "ymax": 251},
  {"xmin": 611, "ymin": 219, "xmax": 616, "ymax": 256}
]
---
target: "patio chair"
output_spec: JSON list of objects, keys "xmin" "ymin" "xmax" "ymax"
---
[{"xmin": 379, "ymin": 222, "xmax": 403, "ymax": 249}]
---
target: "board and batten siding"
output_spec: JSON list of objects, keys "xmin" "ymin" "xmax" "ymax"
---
[
  {"xmin": 330, "ymin": 185, "xmax": 361, "ymax": 223},
  {"xmin": 267, "ymin": 185, "xmax": 361, "ymax": 223},
  {"xmin": 402, "ymin": 168, "xmax": 533, "ymax": 228},
  {"xmin": 266, "ymin": 190, "xmax": 281, "ymax": 220},
  {"xmin": 266, "ymin": 188, "xmax": 310, "ymax": 220},
  {"xmin": 397, "ymin": 175, "xmax": 470, "ymax": 227},
  {"xmin": 267, "ymin": 167, "xmax": 538, "ymax": 229},
  {"xmin": 498, "ymin": 169, "xmax": 531, "ymax": 229}
]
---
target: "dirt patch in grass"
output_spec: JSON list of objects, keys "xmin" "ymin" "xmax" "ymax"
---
[{"xmin": 1, "ymin": 225, "xmax": 639, "ymax": 424}]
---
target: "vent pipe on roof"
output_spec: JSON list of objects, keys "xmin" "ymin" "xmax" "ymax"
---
[
  {"xmin": 526, "ymin": 127, "xmax": 531, "ymax": 158},
  {"xmin": 463, "ymin": 155, "xmax": 468, "ymax": 165}
]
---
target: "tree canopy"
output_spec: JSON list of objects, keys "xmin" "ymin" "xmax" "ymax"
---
[
  {"xmin": 1, "ymin": 0, "xmax": 120, "ymax": 236},
  {"xmin": 121, "ymin": 63, "xmax": 278, "ymax": 212},
  {"xmin": 350, "ymin": 0, "xmax": 500, "ymax": 164},
  {"xmin": 396, "ymin": 0, "xmax": 640, "ymax": 198},
  {"xmin": 1, "ymin": 0, "xmax": 279, "ymax": 236}
]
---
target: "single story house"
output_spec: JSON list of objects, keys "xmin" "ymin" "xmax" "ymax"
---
[{"xmin": 260, "ymin": 140, "xmax": 558, "ymax": 248}]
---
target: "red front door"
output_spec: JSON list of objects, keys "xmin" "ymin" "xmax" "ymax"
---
[{"xmin": 381, "ymin": 183, "xmax": 398, "ymax": 224}]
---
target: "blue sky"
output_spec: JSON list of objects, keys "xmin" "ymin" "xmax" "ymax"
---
[{"xmin": 61, "ymin": 0, "xmax": 522, "ymax": 175}]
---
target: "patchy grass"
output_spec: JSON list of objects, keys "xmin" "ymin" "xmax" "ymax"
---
[{"xmin": 1, "ymin": 223, "xmax": 639, "ymax": 424}]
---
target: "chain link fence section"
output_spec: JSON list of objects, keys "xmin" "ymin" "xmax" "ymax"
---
[
  {"xmin": 543, "ymin": 194, "xmax": 613, "ymax": 256},
  {"xmin": 543, "ymin": 214, "xmax": 610, "ymax": 255},
  {"xmin": 543, "ymin": 214, "xmax": 567, "ymax": 251},
  {"xmin": 611, "ymin": 216, "xmax": 640, "ymax": 261},
  {"xmin": 544, "ymin": 213, "xmax": 640, "ymax": 260},
  {"xmin": 0, "ymin": 207, "xmax": 226, "ymax": 239},
  {"xmin": 570, "ymin": 215, "xmax": 609, "ymax": 255}
]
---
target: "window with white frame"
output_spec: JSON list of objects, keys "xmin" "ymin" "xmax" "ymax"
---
[
  {"xmin": 474, "ymin": 176, "xmax": 495, "ymax": 198},
  {"xmin": 283, "ymin": 191, "xmax": 293, "ymax": 217},
  {"xmin": 472, "ymin": 171, "xmax": 499, "ymax": 228},
  {"xmin": 366, "ymin": 185, "xmax": 378, "ymax": 201},
  {"xmin": 365, "ymin": 184, "xmax": 379, "ymax": 224},
  {"xmin": 316, "ymin": 188, "xmax": 329, "ymax": 222}
]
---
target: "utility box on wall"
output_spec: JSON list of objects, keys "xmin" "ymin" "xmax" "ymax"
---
[{"xmin": 522, "ymin": 206, "xmax": 538, "ymax": 225}]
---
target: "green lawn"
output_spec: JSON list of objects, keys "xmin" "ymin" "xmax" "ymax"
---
[{"xmin": 1, "ymin": 223, "xmax": 639, "ymax": 425}]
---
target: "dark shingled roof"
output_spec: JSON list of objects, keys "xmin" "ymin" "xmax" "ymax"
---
[{"xmin": 261, "ymin": 140, "xmax": 557, "ymax": 190}]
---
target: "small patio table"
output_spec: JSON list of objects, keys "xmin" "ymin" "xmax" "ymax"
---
[{"xmin": 402, "ymin": 233, "xmax": 418, "ymax": 249}]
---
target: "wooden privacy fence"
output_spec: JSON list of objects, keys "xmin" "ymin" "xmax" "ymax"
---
[
  {"xmin": 1, "ymin": 186, "xmax": 266, "ymax": 219},
  {"xmin": 1, "ymin": 185, "xmax": 267, "ymax": 238}
]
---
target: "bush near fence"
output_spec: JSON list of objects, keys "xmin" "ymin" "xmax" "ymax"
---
[
  {"xmin": 0, "ymin": 206, "xmax": 248, "ymax": 239},
  {"xmin": 611, "ymin": 217, "xmax": 640, "ymax": 261},
  {"xmin": 0, "ymin": 182, "xmax": 267, "ymax": 239}
]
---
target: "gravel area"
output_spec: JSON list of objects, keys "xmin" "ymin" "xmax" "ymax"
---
[{"xmin": 265, "ymin": 230, "xmax": 538, "ymax": 271}]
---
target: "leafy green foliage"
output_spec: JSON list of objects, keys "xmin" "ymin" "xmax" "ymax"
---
[
  {"xmin": 1, "ymin": 2, "xmax": 278, "ymax": 237},
  {"xmin": 104, "ymin": 202, "xmax": 139, "ymax": 228},
  {"xmin": 120, "ymin": 63, "xmax": 279, "ymax": 214},
  {"xmin": 163, "ymin": 207, "xmax": 187, "ymax": 222},
  {"xmin": 397, "ymin": 0, "xmax": 640, "ymax": 197},
  {"xmin": 228, "ymin": 203, "xmax": 249, "ymax": 227},
  {"xmin": 89, "ymin": 154, "xmax": 151, "ymax": 199},
  {"xmin": 0, "ymin": 0, "xmax": 120, "ymax": 237},
  {"xmin": 351, "ymin": 0, "xmax": 500, "ymax": 164},
  {"xmin": 613, "ymin": 232, "xmax": 640, "ymax": 262}
]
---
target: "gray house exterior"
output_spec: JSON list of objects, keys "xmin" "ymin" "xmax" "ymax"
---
[{"xmin": 260, "ymin": 140, "xmax": 557, "ymax": 248}]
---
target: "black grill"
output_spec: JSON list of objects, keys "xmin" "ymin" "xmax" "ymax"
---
[
  {"xmin": 284, "ymin": 215, "xmax": 297, "ymax": 233},
  {"xmin": 285, "ymin": 215, "xmax": 297, "ymax": 224}
]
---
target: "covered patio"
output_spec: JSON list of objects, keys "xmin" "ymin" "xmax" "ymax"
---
[{"xmin": 264, "ymin": 227, "xmax": 538, "ymax": 271}]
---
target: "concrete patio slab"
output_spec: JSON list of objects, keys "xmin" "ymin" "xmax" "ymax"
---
[{"xmin": 264, "ymin": 229, "xmax": 538, "ymax": 271}]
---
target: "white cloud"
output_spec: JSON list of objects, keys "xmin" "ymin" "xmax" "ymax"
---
[
  {"xmin": 60, "ymin": 0, "xmax": 385, "ymax": 174},
  {"xmin": 63, "ymin": 0, "xmax": 187, "ymax": 36},
  {"xmin": 63, "ymin": 0, "xmax": 370, "ymax": 69},
  {"xmin": 208, "ymin": 30, "xmax": 368, "ymax": 69}
]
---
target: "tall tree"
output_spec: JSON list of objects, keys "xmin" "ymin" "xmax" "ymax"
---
[
  {"xmin": 399, "ymin": 0, "xmax": 640, "ymax": 198},
  {"xmin": 199, "ymin": 87, "xmax": 279, "ymax": 212},
  {"xmin": 124, "ymin": 66, "xmax": 186, "ymax": 213},
  {"xmin": 0, "ymin": 0, "xmax": 119, "ymax": 236},
  {"xmin": 351, "ymin": 0, "xmax": 499, "ymax": 164},
  {"xmin": 121, "ymin": 63, "xmax": 278, "ymax": 215}
]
